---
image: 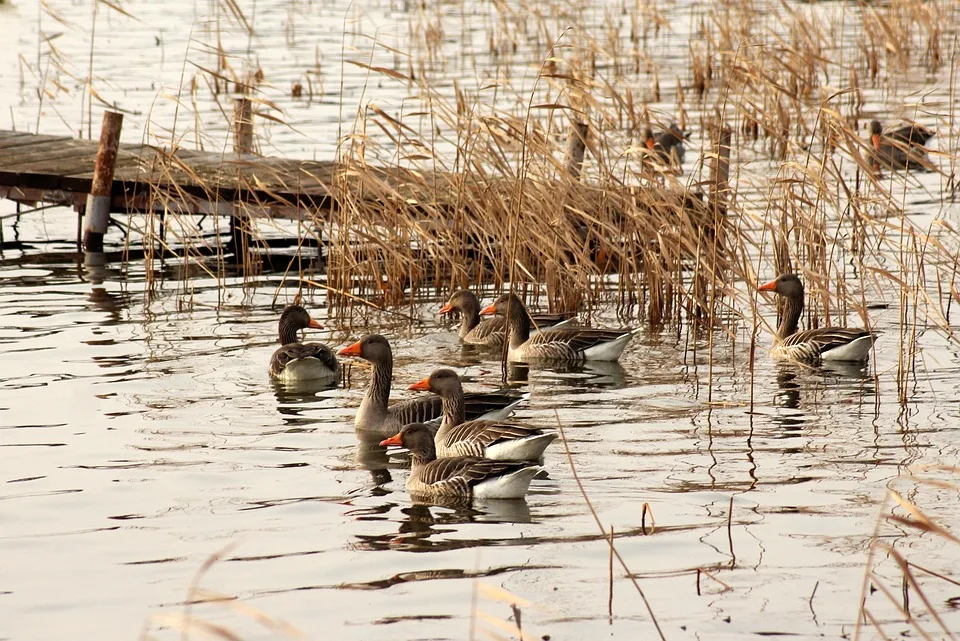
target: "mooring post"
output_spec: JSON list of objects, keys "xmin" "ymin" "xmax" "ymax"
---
[
  {"xmin": 564, "ymin": 120, "xmax": 589, "ymax": 179},
  {"xmin": 83, "ymin": 111, "xmax": 123, "ymax": 255},
  {"xmin": 710, "ymin": 125, "xmax": 732, "ymax": 211},
  {"xmin": 233, "ymin": 97, "xmax": 254, "ymax": 154},
  {"xmin": 230, "ymin": 98, "xmax": 253, "ymax": 263}
]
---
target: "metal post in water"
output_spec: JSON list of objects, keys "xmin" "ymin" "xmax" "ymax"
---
[{"xmin": 83, "ymin": 110, "xmax": 123, "ymax": 256}]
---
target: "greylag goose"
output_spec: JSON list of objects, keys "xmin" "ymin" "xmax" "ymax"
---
[
  {"xmin": 439, "ymin": 289, "xmax": 575, "ymax": 348},
  {"xmin": 408, "ymin": 369, "xmax": 556, "ymax": 460},
  {"xmin": 269, "ymin": 305, "xmax": 340, "ymax": 382},
  {"xmin": 480, "ymin": 293, "xmax": 637, "ymax": 362},
  {"xmin": 758, "ymin": 273, "xmax": 877, "ymax": 363},
  {"xmin": 337, "ymin": 334, "xmax": 525, "ymax": 436},
  {"xmin": 379, "ymin": 423, "xmax": 541, "ymax": 500},
  {"xmin": 869, "ymin": 120, "xmax": 935, "ymax": 171},
  {"xmin": 644, "ymin": 123, "xmax": 687, "ymax": 165}
]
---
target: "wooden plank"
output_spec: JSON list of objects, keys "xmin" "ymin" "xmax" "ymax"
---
[
  {"xmin": 0, "ymin": 132, "xmax": 75, "ymax": 151},
  {"xmin": 3, "ymin": 149, "xmax": 100, "ymax": 173}
]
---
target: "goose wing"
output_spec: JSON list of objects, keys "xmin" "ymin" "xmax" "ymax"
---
[
  {"xmin": 464, "ymin": 317, "xmax": 506, "ymax": 346},
  {"xmin": 414, "ymin": 457, "xmax": 531, "ymax": 495},
  {"xmin": 782, "ymin": 328, "xmax": 875, "ymax": 360},
  {"xmin": 437, "ymin": 420, "xmax": 545, "ymax": 454},
  {"xmin": 528, "ymin": 327, "xmax": 630, "ymax": 354},
  {"xmin": 389, "ymin": 390, "xmax": 523, "ymax": 426},
  {"xmin": 270, "ymin": 342, "xmax": 339, "ymax": 376},
  {"xmin": 461, "ymin": 390, "xmax": 525, "ymax": 420},
  {"xmin": 389, "ymin": 396, "xmax": 444, "ymax": 426}
]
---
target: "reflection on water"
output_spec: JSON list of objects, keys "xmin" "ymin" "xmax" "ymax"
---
[{"xmin": 2, "ymin": 248, "xmax": 959, "ymax": 640}]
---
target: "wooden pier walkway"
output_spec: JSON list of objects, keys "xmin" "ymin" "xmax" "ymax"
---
[{"xmin": 0, "ymin": 129, "xmax": 345, "ymax": 220}]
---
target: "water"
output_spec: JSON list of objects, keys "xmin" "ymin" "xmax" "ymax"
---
[{"xmin": 2, "ymin": 1, "xmax": 960, "ymax": 640}]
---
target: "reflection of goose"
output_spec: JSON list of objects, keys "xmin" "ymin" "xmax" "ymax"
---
[
  {"xmin": 439, "ymin": 289, "xmax": 574, "ymax": 348},
  {"xmin": 269, "ymin": 305, "xmax": 341, "ymax": 382},
  {"xmin": 480, "ymin": 293, "xmax": 636, "ymax": 362},
  {"xmin": 408, "ymin": 369, "xmax": 556, "ymax": 460},
  {"xmin": 869, "ymin": 120, "xmax": 934, "ymax": 171},
  {"xmin": 380, "ymin": 423, "xmax": 540, "ymax": 500},
  {"xmin": 337, "ymin": 334, "xmax": 524, "ymax": 436},
  {"xmin": 758, "ymin": 274, "xmax": 877, "ymax": 363}
]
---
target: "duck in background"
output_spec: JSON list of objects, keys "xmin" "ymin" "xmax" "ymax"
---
[
  {"xmin": 644, "ymin": 123, "xmax": 688, "ymax": 169},
  {"xmin": 269, "ymin": 305, "xmax": 340, "ymax": 382},
  {"xmin": 869, "ymin": 120, "xmax": 935, "ymax": 171}
]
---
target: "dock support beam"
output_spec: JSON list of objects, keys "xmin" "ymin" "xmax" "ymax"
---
[{"xmin": 83, "ymin": 111, "xmax": 123, "ymax": 254}]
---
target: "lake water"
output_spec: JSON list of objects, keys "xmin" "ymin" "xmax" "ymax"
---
[{"xmin": 1, "ymin": 1, "xmax": 959, "ymax": 640}]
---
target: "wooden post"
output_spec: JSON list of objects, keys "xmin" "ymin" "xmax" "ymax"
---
[
  {"xmin": 230, "ymin": 98, "xmax": 254, "ymax": 263},
  {"xmin": 233, "ymin": 97, "xmax": 254, "ymax": 154},
  {"xmin": 564, "ymin": 120, "xmax": 589, "ymax": 179},
  {"xmin": 82, "ymin": 111, "xmax": 123, "ymax": 253},
  {"xmin": 710, "ymin": 125, "xmax": 732, "ymax": 210}
]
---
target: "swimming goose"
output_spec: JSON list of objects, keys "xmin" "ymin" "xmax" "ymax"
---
[
  {"xmin": 269, "ymin": 305, "xmax": 341, "ymax": 382},
  {"xmin": 337, "ymin": 334, "xmax": 525, "ymax": 436},
  {"xmin": 480, "ymin": 293, "xmax": 636, "ymax": 362},
  {"xmin": 869, "ymin": 120, "xmax": 935, "ymax": 171},
  {"xmin": 439, "ymin": 289, "xmax": 575, "ymax": 348},
  {"xmin": 379, "ymin": 423, "xmax": 541, "ymax": 500},
  {"xmin": 408, "ymin": 369, "xmax": 556, "ymax": 460},
  {"xmin": 758, "ymin": 273, "xmax": 877, "ymax": 363},
  {"xmin": 644, "ymin": 123, "xmax": 687, "ymax": 165}
]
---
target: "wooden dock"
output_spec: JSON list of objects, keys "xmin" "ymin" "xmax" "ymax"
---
[{"xmin": 0, "ymin": 129, "xmax": 344, "ymax": 221}]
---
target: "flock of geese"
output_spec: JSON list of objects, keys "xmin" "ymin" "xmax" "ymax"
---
[
  {"xmin": 263, "ymin": 117, "xmax": 921, "ymax": 502},
  {"xmin": 266, "ymin": 274, "xmax": 878, "ymax": 504}
]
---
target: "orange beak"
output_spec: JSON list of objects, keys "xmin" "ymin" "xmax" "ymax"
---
[
  {"xmin": 380, "ymin": 433, "xmax": 403, "ymax": 447},
  {"xmin": 871, "ymin": 133, "xmax": 881, "ymax": 150},
  {"xmin": 479, "ymin": 303, "xmax": 497, "ymax": 316},
  {"xmin": 757, "ymin": 279, "xmax": 778, "ymax": 292},
  {"xmin": 645, "ymin": 137, "xmax": 655, "ymax": 150},
  {"xmin": 407, "ymin": 376, "xmax": 431, "ymax": 392},
  {"xmin": 337, "ymin": 340, "xmax": 362, "ymax": 357},
  {"xmin": 438, "ymin": 302, "xmax": 454, "ymax": 315},
  {"xmin": 307, "ymin": 318, "xmax": 324, "ymax": 330}
]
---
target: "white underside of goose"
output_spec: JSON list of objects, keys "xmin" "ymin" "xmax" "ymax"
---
[
  {"xmin": 483, "ymin": 433, "xmax": 557, "ymax": 461},
  {"xmin": 820, "ymin": 335, "xmax": 875, "ymax": 361},
  {"xmin": 580, "ymin": 332, "xmax": 635, "ymax": 361},
  {"xmin": 277, "ymin": 358, "xmax": 339, "ymax": 382},
  {"xmin": 472, "ymin": 466, "xmax": 542, "ymax": 499}
]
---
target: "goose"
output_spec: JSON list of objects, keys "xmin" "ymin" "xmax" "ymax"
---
[
  {"xmin": 337, "ymin": 334, "xmax": 525, "ymax": 436},
  {"xmin": 269, "ymin": 305, "xmax": 340, "ymax": 382},
  {"xmin": 479, "ymin": 293, "xmax": 637, "ymax": 362},
  {"xmin": 379, "ymin": 423, "xmax": 541, "ymax": 500},
  {"xmin": 644, "ymin": 123, "xmax": 687, "ymax": 165},
  {"xmin": 408, "ymin": 368, "xmax": 556, "ymax": 460},
  {"xmin": 758, "ymin": 273, "xmax": 877, "ymax": 363},
  {"xmin": 439, "ymin": 288, "xmax": 575, "ymax": 348},
  {"xmin": 869, "ymin": 120, "xmax": 935, "ymax": 171}
]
